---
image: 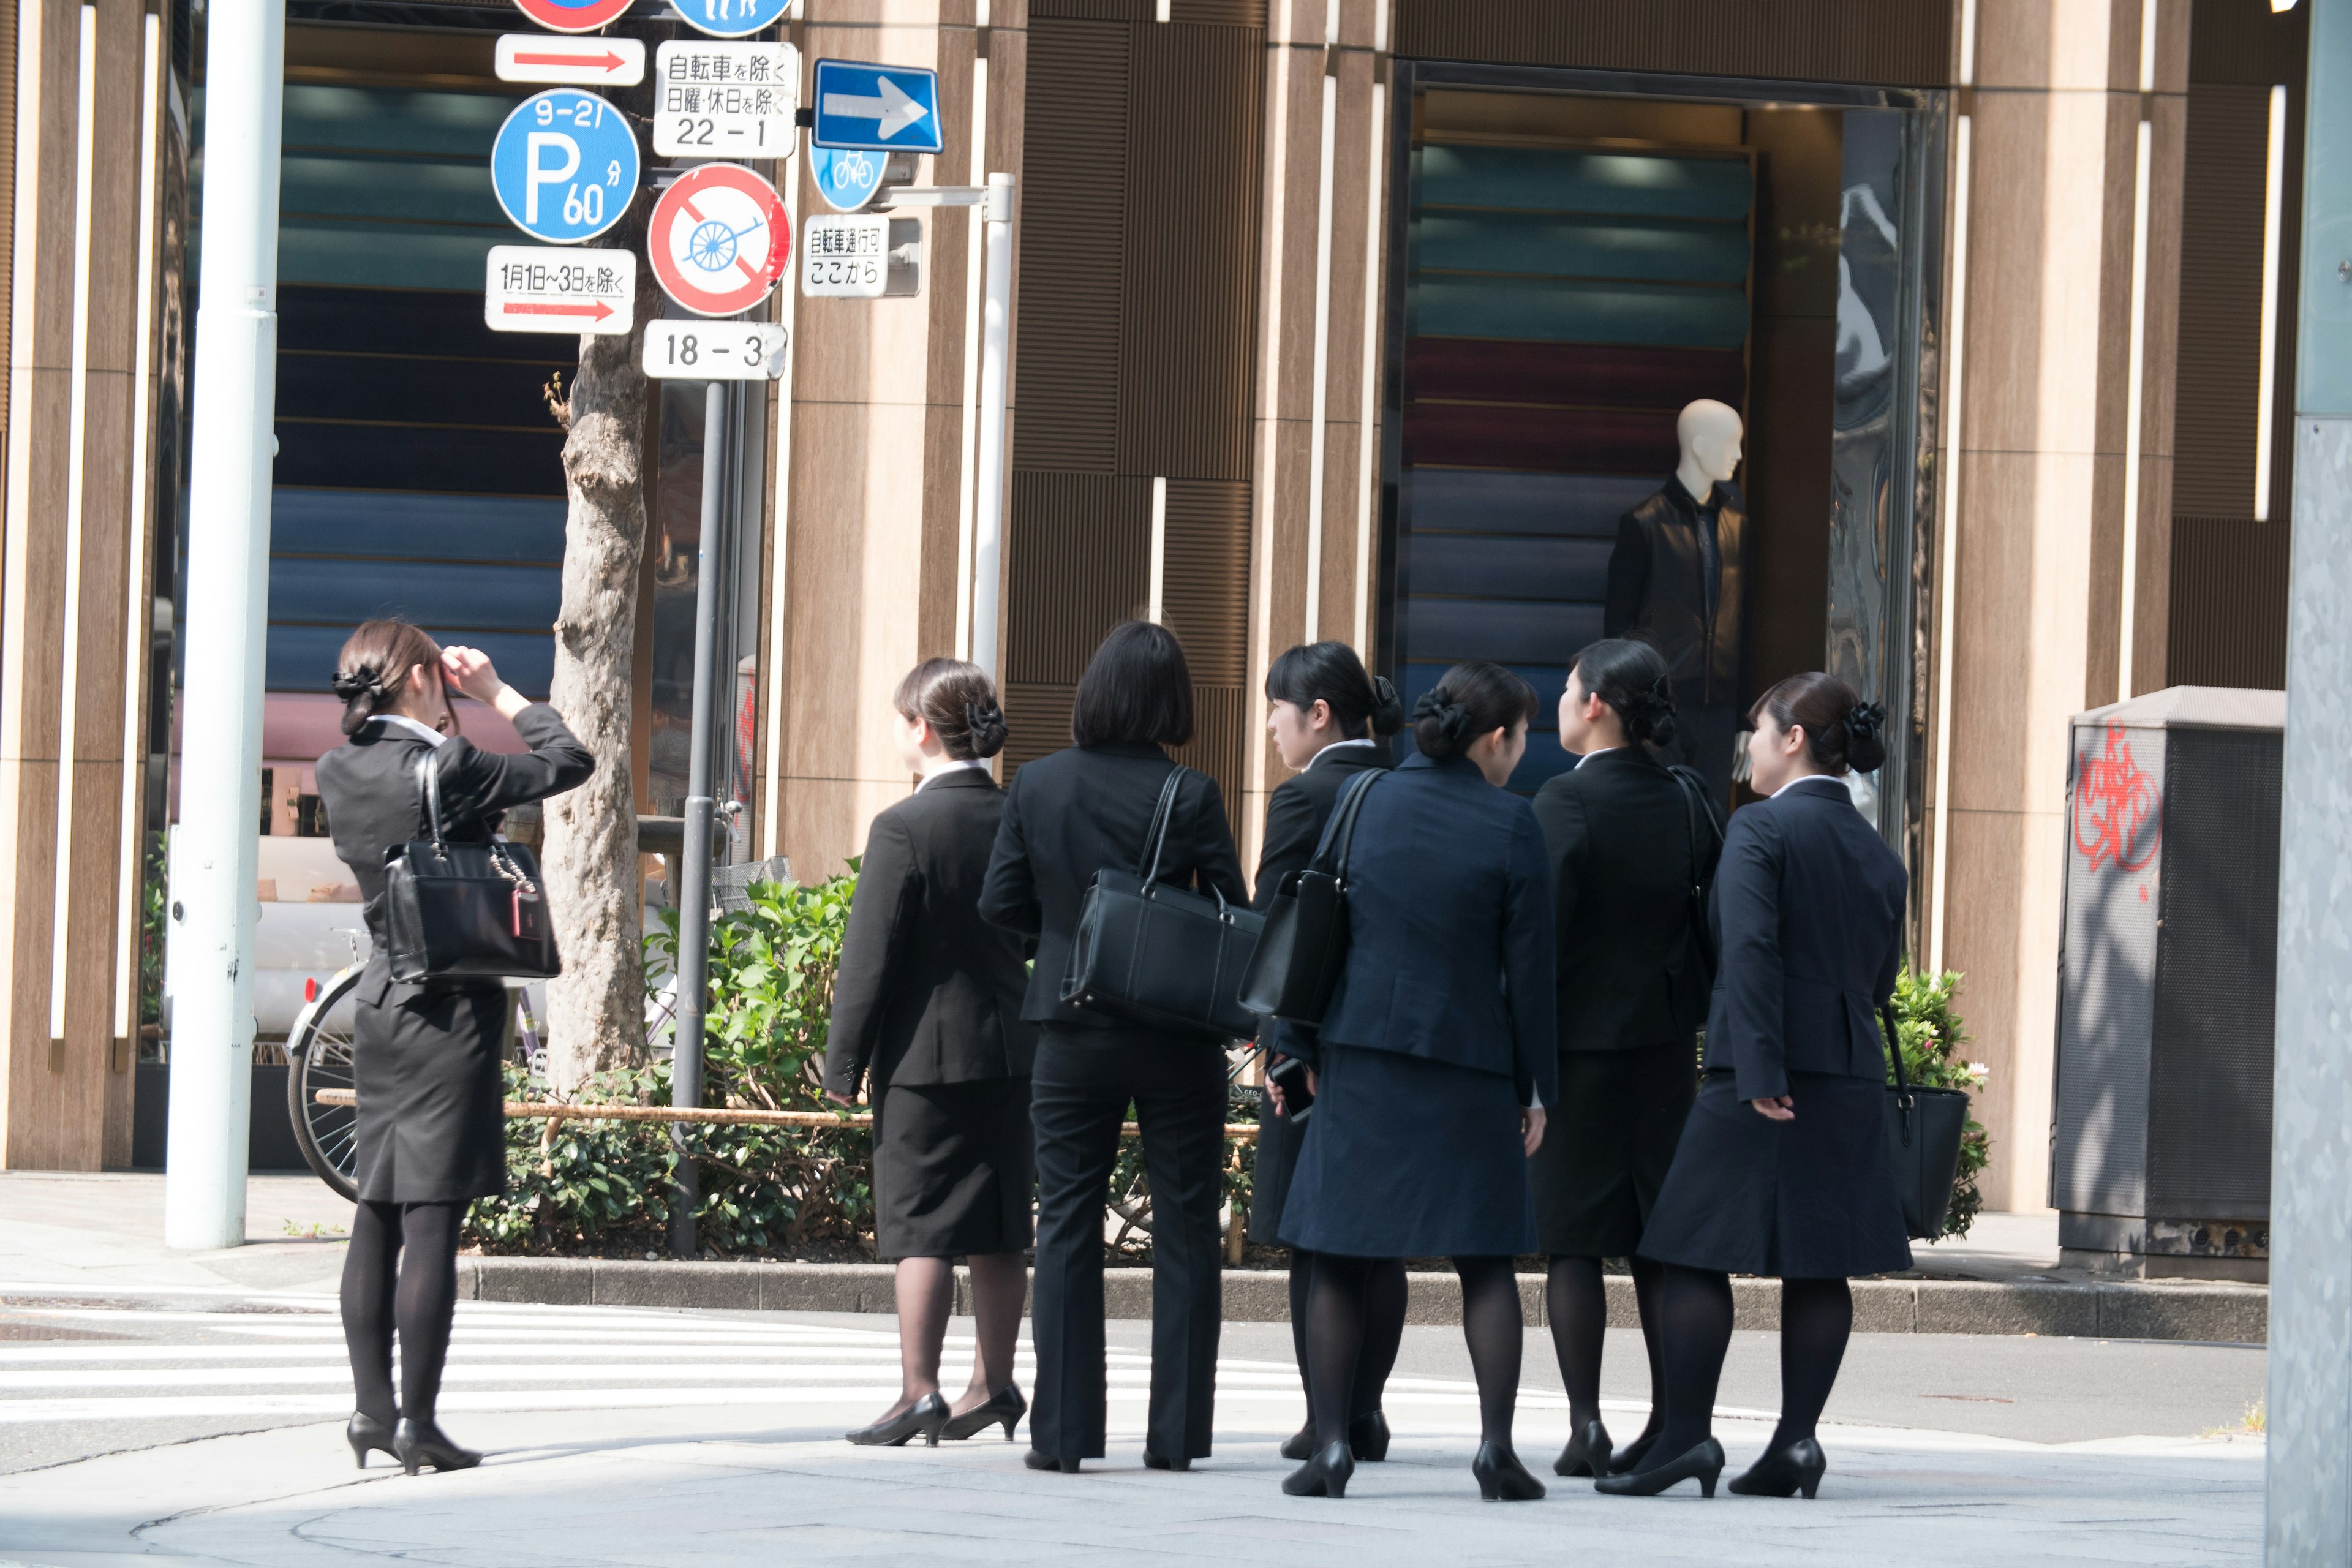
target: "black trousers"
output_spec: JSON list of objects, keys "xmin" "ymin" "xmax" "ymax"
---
[{"xmin": 1030, "ymin": 1026, "xmax": 1227, "ymax": 1461}]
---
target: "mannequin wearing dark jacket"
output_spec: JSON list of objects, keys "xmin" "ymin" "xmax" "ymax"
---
[{"xmin": 1604, "ymin": 479, "xmax": 1747, "ymax": 802}]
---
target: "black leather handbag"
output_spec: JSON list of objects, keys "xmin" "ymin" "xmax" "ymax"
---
[
  {"xmin": 1060, "ymin": 768, "xmax": 1264, "ymax": 1042},
  {"xmin": 383, "ymin": 752, "xmax": 563, "ymax": 983},
  {"xmin": 1882, "ymin": 1003, "xmax": 1969, "ymax": 1240},
  {"xmin": 1236, "ymin": 767, "xmax": 1382, "ymax": 1023},
  {"xmin": 1665, "ymin": 763, "xmax": 1725, "ymax": 983}
]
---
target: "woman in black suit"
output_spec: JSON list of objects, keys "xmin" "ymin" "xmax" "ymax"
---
[
  {"xmin": 979, "ymin": 620, "xmax": 1248, "ymax": 1474},
  {"xmin": 1598, "ymin": 673, "xmax": 1907, "ymax": 1501},
  {"xmin": 1527, "ymin": 639, "xmax": 1719, "ymax": 1480},
  {"xmin": 315, "ymin": 620, "xmax": 593, "ymax": 1475},
  {"xmin": 1248, "ymin": 642, "xmax": 1405, "ymax": 1465},
  {"xmin": 1269, "ymin": 661, "xmax": 1556, "ymax": 1502},
  {"xmin": 824, "ymin": 659, "xmax": 1035, "ymax": 1449}
]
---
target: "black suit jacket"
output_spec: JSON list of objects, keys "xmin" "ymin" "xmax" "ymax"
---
[
  {"xmin": 1530, "ymin": 746, "xmax": 1716, "ymax": 1052},
  {"xmin": 824, "ymin": 768, "xmax": 1037, "ymax": 1095},
  {"xmin": 1252, "ymin": 741, "xmax": 1393, "ymax": 911},
  {"xmin": 979, "ymin": 741, "xmax": 1248, "ymax": 1028},
  {"xmin": 1703, "ymin": 775, "xmax": 1909, "ymax": 1100},
  {"xmin": 1604, "ymin": 478, "xmax": 1748, "ymax": 707}
]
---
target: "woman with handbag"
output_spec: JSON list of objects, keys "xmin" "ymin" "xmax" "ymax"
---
[
  {"xmin": 1268, "ymin": 660, "xmax": 1556, "ymax": 1503},
  {"xmin": 979, "ymin": 620, "xmax": 1248, "ymax": 1474},
  {"xmin": 823, "ymin": 659, "xmax": 1036, "ymax": 1449},
  {"xmin": 315, "ymin": 620, "xmax": 592, "ymax": 1475},
  {"xmin": 1597, "ymin": 672, "xmax": 1907, "ymax": 1502},
  {"xmin": 1526, "ymin": 639, "xmax": 1720, "ymax": 1480},
  {"xmin": 1249, "ymin": 642, "xmax": 1406, "ymax": 1466}
]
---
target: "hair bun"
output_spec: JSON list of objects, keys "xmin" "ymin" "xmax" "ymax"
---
[
  {"xmin": 1410, "ymin": 688, "xmax": 1473, "ymax": 756},
  {"xmin": 1368, "ymin": 675, "xmax": 1405, "ymax": 737},
  {"xmin": 1843, "ymin": 701, "xmax": 1888, "ymax": 772},
  {"xmin": 964, "ymin": 702, "xmax": 1008, "ymax": 760},
  {"xmin": 331, "ymin": 665, "xmax": 388, "ymax": 737}
]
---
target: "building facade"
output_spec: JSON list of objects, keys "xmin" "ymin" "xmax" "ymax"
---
[{"xmin": 0, "ymin": 0, "xmax": 2311, "ymax": 1214}]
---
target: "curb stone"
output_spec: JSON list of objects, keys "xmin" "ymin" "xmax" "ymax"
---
[{"xmin": 459, "ymin": 1258, "xmax": 2267, "ymax": 1343}]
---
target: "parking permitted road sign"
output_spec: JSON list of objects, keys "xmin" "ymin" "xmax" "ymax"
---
[
  {"xmin": 643, "ymin": 320, "xmax": 788, "ymax": 379},
  {"xmin": 491, "ymin": 89, "xmax": 639, "ymax": 245},
  {"xmin": 495, "ymin": 35, "xmax": 645, "ymax": 86},
  {"xmin": 647, "ymin": 162, "xmax": 791, "ymax": 317},
  {"xmin": 509, "ymin": 0, "xmax": 632, "ymax": 36},
  {"xmin": 484, "ymin": 246, "xmax": 636, "ymax": 333},
  {"xmin": 801, "ymin": 214, "xmax": 889, "ymax": 297},
  {"xmin": 811, "ymin": 60, "xmax": 943, "ymax": 154},
  {"xmin": 673, "ymin": 0, "xmax": 791, "ymax": 40},
  {"xmin": 652, "ymin": 41, "xmax": 799, "ymax": 158}
]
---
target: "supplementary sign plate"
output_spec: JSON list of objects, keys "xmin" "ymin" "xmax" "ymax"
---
[
  {"xmin": 495, "ymin": 35, "xmax": 645, "ymax": 86},
  {"xmin": 647, "ymin": 161, "xmax": 791, "ymax": 317},
  {"xmin": 652, "ymin": 42, "xmax": 799, "ymax": 158},
  {"xmin": 484, "ymin": 246, "xmax": 636, "ymax": 333},
  {"xmin": 491, "ymin": 89, "xmax": 639, "ymax": 245},
  {"xmin": 673, "ymin": 0, "xmax": 791, "ymax": 40},
  {"xmin": 800, "ymin": 214, "xmax": 888, "ymax": 297},
  {"xmin": 643, "ymin": 320, "xmax": 789, "ymax": 379},
  {"xmin": 508, "ymin": 0, "xmax": 633, "ymax": 36},
  {"xmin": 810, "ymin": 59, "xmax": 943, "ymax": 154}
]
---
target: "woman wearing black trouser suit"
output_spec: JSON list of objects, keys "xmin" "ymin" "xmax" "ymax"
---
[
  {"xmin": 1270, "ymin": 661, "xmax": 1558, "ymax": 1502},
  {"xmin": 1598, "ymin": 673, "xmax": 1907, "ymax": 1501},
  {"xmin": 315, "ymin": 620, "xmax": 593, "ymax": 1474},
  {"xmin": 979, "ymin": 620, "xmax": 1248, "ymax": 1474},
  {"xmin": 1248, "ymin": 643, "xmax": 1406, "ymax": 1465}
]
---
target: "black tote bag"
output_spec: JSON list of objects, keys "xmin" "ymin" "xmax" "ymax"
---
[
  {"xmin": 1236, "ymin": 767, "xmax": 1382, "ymax": 1023},
  {"xmin": 1882, "ymin": 1003, "xmax": 1969, "ymax": 1240},
  {"xmin": 383, "ymin": 752, "xmax": 564, "ymax": 983},
  {"xmin": 1060, "ymin": 768, "xmax": 1265, "ymax": 1042}
]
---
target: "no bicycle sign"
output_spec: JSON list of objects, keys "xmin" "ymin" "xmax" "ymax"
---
[{"xmin": 647, "ymin": 162, "xmax": 791, "ymax": 318}]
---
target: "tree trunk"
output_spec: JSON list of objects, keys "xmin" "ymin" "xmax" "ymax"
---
[{"xmin": 542, "ymin": 167, "xmax": 664, "ymax": 1094}]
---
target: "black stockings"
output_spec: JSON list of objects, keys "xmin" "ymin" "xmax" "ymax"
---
[
  {"xmin": 341, "ymin": 1200, "xmax": 461, "ymax": 1425},
  {"xmin": 1546, "ymin": 1254, "xmax": 1666, "ymax": 1439},
  {"xmin": 1309, "ymin": 1254, "xmax": 1519, "ymax": 1447},
  {"xmin": 1638, "ymin": 1265, "xmax": 1853, "ymax": 1472},
  {"xmin": 1288, "ymin": 1248, "xmax": 1405, "ymax": 1420}
]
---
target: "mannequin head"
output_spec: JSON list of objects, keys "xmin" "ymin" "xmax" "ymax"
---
[{"xmin": 1674, "ymin": 399, "xmax": 1744, "ymax": 502}]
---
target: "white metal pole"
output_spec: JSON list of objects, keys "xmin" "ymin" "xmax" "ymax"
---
[
  {"xmin": 162, "ymin": 0, "xmax": 284, "ymax": 1251},
  {"xmin": 970, "ymin": 172, "xmax": 1013, "ymax": 682}
]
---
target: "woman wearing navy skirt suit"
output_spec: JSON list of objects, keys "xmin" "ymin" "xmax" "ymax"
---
[
  {"xmin": 1598, "ymin": 672, "xmax": 1909, "ymax": 1502},
  {"xmin": 1269, "ymin": 661, "xmax": 1557, "ymax": 1502}
]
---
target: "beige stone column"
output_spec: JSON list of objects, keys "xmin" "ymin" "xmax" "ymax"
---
[
  {"xmin": 767, "ymin": 2, "xmax": 1027, "ymax": 881},
  {"xmin": 1927, "ymin": 0, "xmax": 2188, "ymax": 1212},
  {"xmin": 1241, "ymin": 0, "xmax": 1389, "ymax": 875}
]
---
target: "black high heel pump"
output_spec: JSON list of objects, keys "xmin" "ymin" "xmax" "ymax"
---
[
  {"xmin": 1553, "ymin": 1419, "xmax": 1612, "ymax": 1477},
  {"xmin": 391, "ymin": 1416, "xmax": 481, "ymax": 1476},
  {"xmin": 1283, "ymin": 1409, "xmax": 1390, "ymax": 1463},
  {"xmin": 1593, "ymin": 1437, "xmax": 1725, "ymax": 1498},
  {"xmin": 846, "ymin": 1391, "xmax": 950, "ymax": 1447},
  {"xmin": 939, "ymin": 1385, "xmax": 1025, "ymax": 1442},
  {"xmin": 1728, "ymin": 1438, "xmax": 1826, "ymax": 1499},
  {"xmin": 1471, "ymin": 1441, "xmax": 1545, "ymax": 1501},
  {"xmin": 1281, "ymin": 1438, "xmax": 1355, "ymax": 1498},
  {"xmin": 346, "ymin": 1412, "xmax": 396, "ymax": 1469}
]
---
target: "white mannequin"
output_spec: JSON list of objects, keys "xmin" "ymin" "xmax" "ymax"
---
[{"xmin": 1674, "ymin": 399, "xmax": 1743, "ymax": 503}]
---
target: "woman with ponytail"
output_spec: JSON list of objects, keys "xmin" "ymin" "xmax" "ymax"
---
[
  {"xmin": 1250, "ymin": 642, "xmax": 1407, "ymax": 1466},
  {"xmin": 1267, "ymin": 660, "xmax": 1556, "ymax": 1503},
  {"xmin": 1526, "ymin": 638, "xmax": 1723, "ymax": 1483},
  {"xmin": 1599, "ymin": 671, "xmax": 1908, "ymax": 1504},
  {"xmin": 824, "ymin": 658, "xmax": 1036, "ymax": 1450},
  {"xmin": 315, "ymin": 620, "xmax": 592, "ymax": 1475}
]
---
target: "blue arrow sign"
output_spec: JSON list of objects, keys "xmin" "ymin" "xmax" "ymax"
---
[
  {"xmin": 491, "ymin": 89, "xmax": 640, "ymax": 246},
  {"xmin": 811, "ymin": 59, "xmax": 943, "ymax": 154}
]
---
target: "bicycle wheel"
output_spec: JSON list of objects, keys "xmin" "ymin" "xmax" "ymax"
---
[{"xmin": 287, "ymin": 965, "xmax": 364, "ymax": 1202}]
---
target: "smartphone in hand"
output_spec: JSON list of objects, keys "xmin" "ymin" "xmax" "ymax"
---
[{"xmin": 1267, "ymin": 1053, "xmax": 1316, "ymax": 1123}]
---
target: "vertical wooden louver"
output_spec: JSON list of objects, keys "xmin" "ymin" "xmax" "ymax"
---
[{"xmin": 1392, "ymin": 0, "xmax": 1951, "ymax": 88}]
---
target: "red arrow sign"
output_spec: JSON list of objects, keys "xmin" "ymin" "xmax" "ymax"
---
[
  {"xmin": 503, "ymin": 300, "xmax": 615, "ymax": 322},
  {"xmin": 513, "ymin": 49, "xmax": 627, "ymax": 71}
]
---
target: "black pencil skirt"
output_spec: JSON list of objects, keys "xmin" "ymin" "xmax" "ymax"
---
[
  {"xmin": 871, "ymin": 1077, "xmax": 1035, "ymax": 1261},
  {"xmin": 1529, "ymin": 1041, "xmax": 1697, "ymax": 1257},
  {"xmin": 352, "ymin": 967, "xmax": 509, "ymax": 1205}
]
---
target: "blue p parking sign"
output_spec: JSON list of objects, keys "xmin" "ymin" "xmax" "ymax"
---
[{"xmin": 491, "ymin": 90, "xmax": 641, "ymax": 246}]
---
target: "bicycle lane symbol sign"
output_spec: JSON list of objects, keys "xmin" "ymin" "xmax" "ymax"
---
[
  {"xmin": 647, "ymin": 161, "xmax": 792, "ymax": 317},
  {"xmin": 491, "ymin": 89, "xmax": 640, "ymax": 245}
]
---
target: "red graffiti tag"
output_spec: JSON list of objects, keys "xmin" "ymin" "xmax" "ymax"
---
[{"xmin": 2074, "ymin": 726, "xmax": 2162, "ymax": 873}]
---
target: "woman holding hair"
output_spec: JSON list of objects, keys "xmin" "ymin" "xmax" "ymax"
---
[
  {"xmin": 824, "ymin": 659, "xmax": 1035, "ymax": 1449},
  {"xmin": 1249, "ymin": 642, "xmax": 1406, "ymax": 1465},
  {"xmin": 1597, "ymin": 673, "xmax": 1907, "ymax": 1501},
  {"xmin": 1527, "ymin": 639, "xmax": 1719, "ymax": 1479},
  {"xmin": 980, "ymin": 621, "xmax": 1249, "ymax": 1474},
  {"xmin": 1270, "ymin": 661, "xmax": 1557, "ymax": 1502},
  {"xmin": 317, "ymin": 620, "xmax": 593, "ymax": 1475}
]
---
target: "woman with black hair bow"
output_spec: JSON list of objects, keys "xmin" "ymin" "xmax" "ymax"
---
[
  {"xmin": 1250, "ymin": 642, "xmax": 1406, "ymax": 1466},
  {"xmin": 1528, "ymin": 639, "xmax": 1721, "ymax": 1482},
  {"xmin": 1597, "ymin": 673, "xmax": 1907, "ymax": 1502},
  {"xmin": 824, "ymin": 658, "xmax": 1035, "ymax": 1450}
]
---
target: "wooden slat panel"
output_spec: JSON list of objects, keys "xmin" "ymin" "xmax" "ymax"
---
[
  {"xmin": 1001, "ymin": 681, "xmax": 1076, "ymax": 782},
  {"xmin": 2187, "ymin": 0, "xmax": 2309, "ymax": 86},
  {"xmin": 2166, "ymin": 518, "xmax": 2288, "ymax": 691},
  {"xmin": 1003, "ymin": 472, "xmax": 1151, "ymax": 686},
  {"xmin": 1393, "ymin": 0, "xmax": 1951, "ymax": 88},
  {"xmin": 1161, "ymin": 477, "xmax": 1247, "ymax": 684},
  {"xmin": 1167, "ymin": 684, "xmax": 1243, "ymax": 840},
  {"xmin": 2172, "ymin": 85, "xmax": 2267, "ymax": 518}
]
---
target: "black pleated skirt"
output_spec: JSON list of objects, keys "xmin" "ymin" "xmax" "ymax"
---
[
  {"xmin": 1529, "ymin": 1042, "xmax": 1697, "ymax": 1257},
  {"xmin": 872, "ymin": 1077, "xmax": 1035, "ymax": 1261},
  {"xmin": 1637, "ymin": 1071, "xmax": 1912, "ymax": 1280}
]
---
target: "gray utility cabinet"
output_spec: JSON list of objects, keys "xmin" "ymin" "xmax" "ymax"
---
[{"xmin": 2052, "ymin": 687, "xmax": 2281, "ymax": 1282}]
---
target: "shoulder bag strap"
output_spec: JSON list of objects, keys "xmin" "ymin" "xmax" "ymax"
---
[
  {"xmin": 1135, "ymin": 766, "xmax": 1186, "ymax": 882},
  {"xmin": 415, "ymin": 748, "xmax": 448, "ymax": 848},
  {"xmin": 1669, "ymin": 766, "xmax": 1717, "ymax": 973},
  {"xmin": 1317, "ymin": 768, "xmax": 1384, "ymax": 883},
  {"xmin": 1882, "ymin": 1001, "xmax": 1911, "ymax": 1103}
]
